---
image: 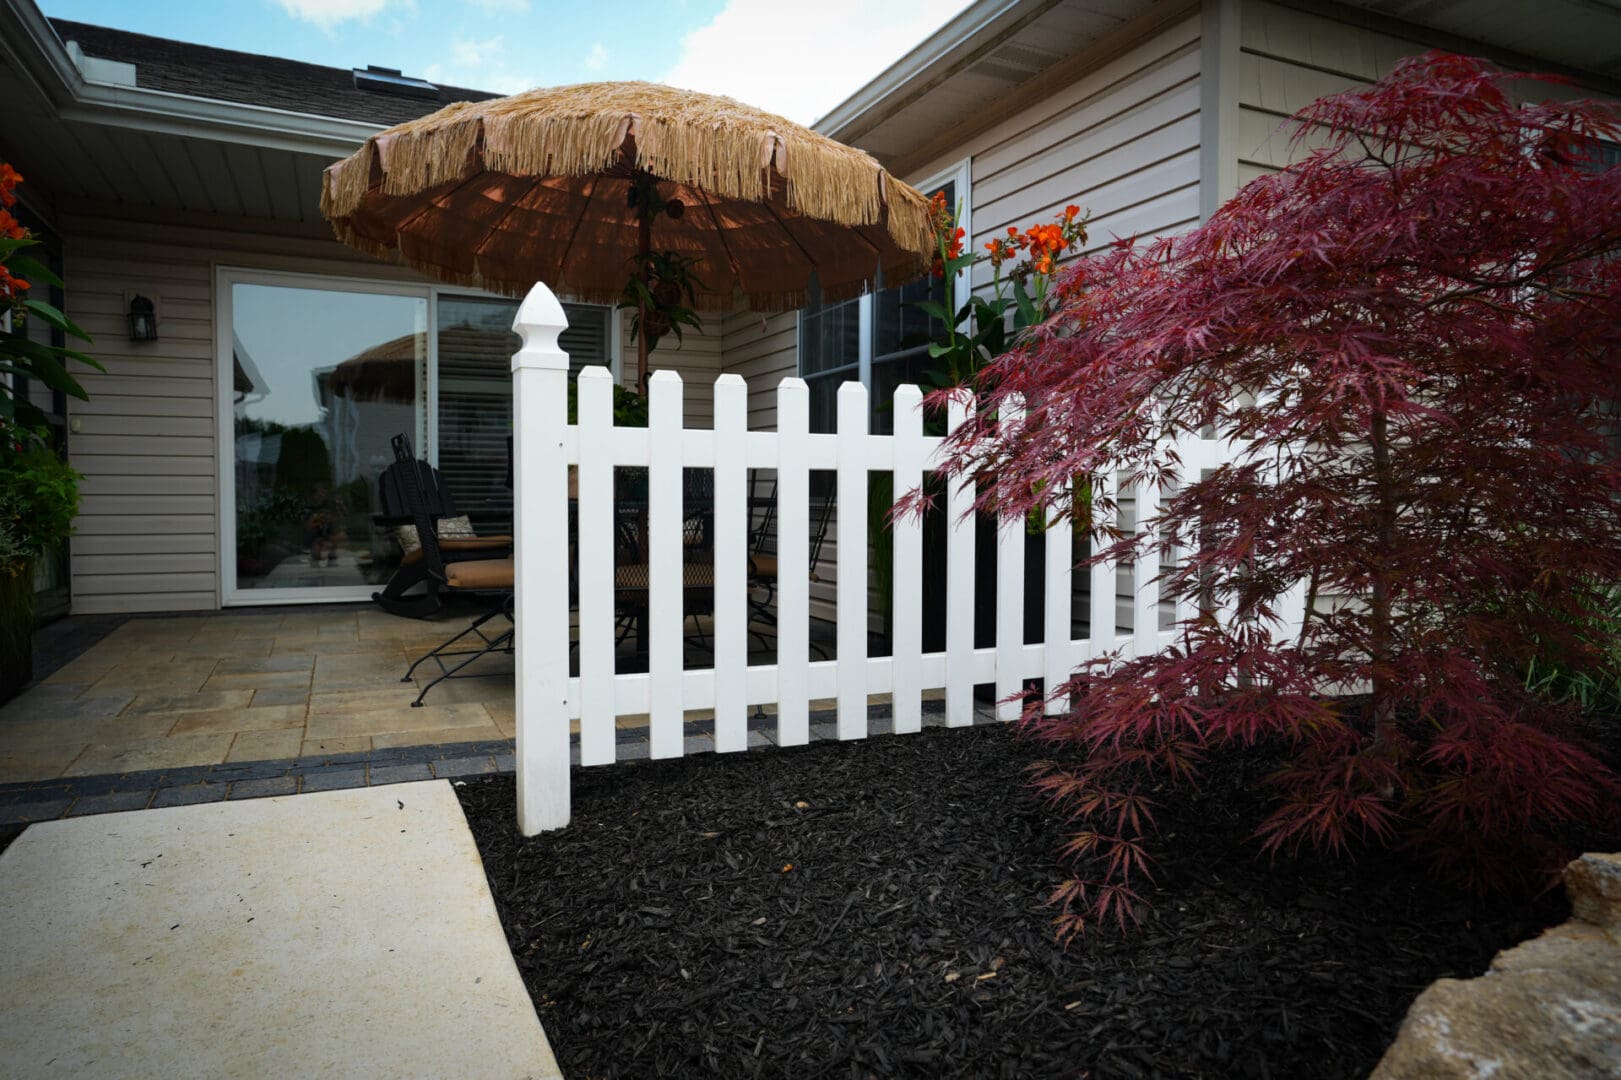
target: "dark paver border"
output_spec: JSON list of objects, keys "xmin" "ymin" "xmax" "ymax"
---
[{"xmin": 0, "ymin": 699, "xmax": 971, "ymax": 825}]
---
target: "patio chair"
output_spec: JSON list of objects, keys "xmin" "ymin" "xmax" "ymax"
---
[
  {"xmin": 371, "ymin": 435, "xmax": 511, "ymax": 618},
  {"xmin": 391, "ymin": 436, "xmax": 516, "ymax": 707},
  {"xmin": 746, "ymin": 486, "xmax": 835, "ymax": 660}
]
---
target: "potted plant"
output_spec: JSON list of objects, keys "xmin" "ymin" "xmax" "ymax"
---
[
  {"xmin": 0, "ymin": 444, "xmax": 81, "ymax": 699},
  {"xmin": 621, "ymin": 248, "xmax": 703, "ymax": 352},
  {"xmin": 0, "ymin": 160, "xmax": 97, "ymax": 702}
]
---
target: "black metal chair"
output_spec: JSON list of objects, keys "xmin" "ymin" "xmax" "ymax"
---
[
  {"xmin": 371, "ymin": 435, "xmax": 510, "ymax": 618},
  {"xmin": 391, "ymin": 436, "xmax": 516, "ymax": 707},
  {"xmin": 746, "ymin": 487, "xmax": 835, "ymax": 659}
]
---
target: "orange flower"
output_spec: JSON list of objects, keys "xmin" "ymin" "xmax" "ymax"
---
[
  {"xmin": 1063, "ymin": 204, "xmax": 1080, "ymax": 221},
  {"xmin": 0, "ymin": 163, "xmax": 22, "ymax": 209}
]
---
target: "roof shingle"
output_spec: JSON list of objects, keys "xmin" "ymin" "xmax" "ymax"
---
[{"xmin": 49, "ymin": 18, "xmax": 503, "ymax": 127}]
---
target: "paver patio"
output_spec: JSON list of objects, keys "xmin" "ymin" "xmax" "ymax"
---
[{"xmin": 0, "ymin": 605, "xmax": 518, "ymax": 785}]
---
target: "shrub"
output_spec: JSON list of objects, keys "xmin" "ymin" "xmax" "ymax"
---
[{"xmin": 919, "ymin": 53, "xmax": 1621, "ymax": 935}]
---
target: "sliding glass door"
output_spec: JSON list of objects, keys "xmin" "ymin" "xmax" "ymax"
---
[
  {"xmin": 222, "ymin": 273, "xmax": 428, "ymax": 603},
  {"xmin": 220, "ymin": 270, "xmax": 618, "ymax": 605}
]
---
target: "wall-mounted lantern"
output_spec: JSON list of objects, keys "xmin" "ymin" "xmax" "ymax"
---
[{"xmin": 127, "ymin": 294, "xmax": 157, "ymax": 342}]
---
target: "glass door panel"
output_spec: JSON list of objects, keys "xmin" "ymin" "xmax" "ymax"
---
[{"xmin": 229, "ymin": 282, "xmax": 427, "ymax": 598}]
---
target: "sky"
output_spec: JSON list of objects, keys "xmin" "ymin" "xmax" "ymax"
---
[{"xmin": 39, "ymin": 0, "xmax": 964, "ymax": 127}]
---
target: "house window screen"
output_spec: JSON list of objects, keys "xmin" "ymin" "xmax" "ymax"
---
[{"xmin": 436, "ymin": 297, "xmax": 611, "ymax": 534}]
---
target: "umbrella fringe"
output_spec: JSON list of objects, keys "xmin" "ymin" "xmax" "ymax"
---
[{"xmin": 323, "ymin": 82, "xmax": 934, "ymax": 259}]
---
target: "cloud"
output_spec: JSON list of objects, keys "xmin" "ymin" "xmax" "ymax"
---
[
  {"xmin": 273, "ymin": 0, "xmax": 403, "ymax": 30},
  {"xmin": 424, "ymin": 36, "xmax": 541, "ymax": 95},
  {"xmin": 463, "ymin": 0, "xmax": 530, "ymax": 9},
  {"xmin": 661, "ymin": 0, "xmax": 954, "ymax": 127},
  {"xmin": 584, "ymin": 43, "xmax": 608, "ymax": 72}
]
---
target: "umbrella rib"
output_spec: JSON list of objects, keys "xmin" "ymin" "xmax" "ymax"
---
[
  {"xmin": 549, "ymin": 174, "xmax": 603, "ymax": 284},
  {"xmin": 759, "ymin": 199, "xmax": 819, "ymax": 270},
  {"xmin": 693, "ymin": 187, "xmax": 744, "ymax": 290},
  {"xmin": 391, "ymin": 171, "xmax": 492, "ymax": 251},
  {"xmin": 473, "ymin": 176, "xmax": 548, "ymax": 261}
]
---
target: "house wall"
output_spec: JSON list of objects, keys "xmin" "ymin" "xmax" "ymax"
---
[
  {"xmin": 1234, "ymin": 0, "xmax": 1610, "ymax": 186},
  {"xmin": 715, "ymin": 8, "xmax": 1203, "ymax": 633},
  {"xmin": 60, "ymin": 201, "xmax": 721, "ymax": 614},
  {"xmin": 59, "ymin": 206, "xmax": 404, "ymax": 614}
]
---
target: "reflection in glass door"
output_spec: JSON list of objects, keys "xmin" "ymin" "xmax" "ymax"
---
[{"xmin": 226, "ymin": 278, "xmax": 427, "ymax": 601}]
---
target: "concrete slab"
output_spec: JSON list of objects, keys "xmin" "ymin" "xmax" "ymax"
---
[{"xmin": 0, "ymin": 780, "xmax": 560, "ymax": 1080}]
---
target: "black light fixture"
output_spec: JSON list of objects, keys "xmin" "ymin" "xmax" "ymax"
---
[{"xmin": 127, "ymin": 294, "xmax": 157, "ymax": 342}]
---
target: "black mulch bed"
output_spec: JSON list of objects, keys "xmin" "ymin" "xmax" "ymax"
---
[{"xmin": 456, "ymin": 725, "xmax": 1575, "ymax": 1080}]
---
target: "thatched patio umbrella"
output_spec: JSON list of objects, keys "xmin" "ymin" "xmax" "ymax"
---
[{"xmin": 321, "ymin": 81, "xmax": 936, "ymax": 390}]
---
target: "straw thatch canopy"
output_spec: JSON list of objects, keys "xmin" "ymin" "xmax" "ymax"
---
[{"xmin": 321, "ymin": 81, "xmax": 935, "ymax": 311}]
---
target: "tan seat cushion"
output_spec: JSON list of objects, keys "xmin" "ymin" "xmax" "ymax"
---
[
  {"xmin": 748, "ymin": 554, "xmax": 777, "ymax": 581},
  {"xmin": 400, "ymin": 535, "xmax": 512, "ymax": 565},
  {"xmin": 445, "ymin": 557, "xmax": 515, "ymax": 590},
  {"xmin": 614, "ymin": 563, "xmax": 716, "ymax": 590}
]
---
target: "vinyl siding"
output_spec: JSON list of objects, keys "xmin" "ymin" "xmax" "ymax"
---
[
  {"xmin": 61, "ymin": 202, "xmax": 724, "ymax": 614},
  {"xmin": 1234, "ymin": 0, "xmax": 1607, "ymax": 181},
  {"xmin": 59, "ymin": 206, "xmax": 425, "ymax": 614},
  {"xmin": 714, "ymin": 11, "xmax": 1203, "ymax": 634}
]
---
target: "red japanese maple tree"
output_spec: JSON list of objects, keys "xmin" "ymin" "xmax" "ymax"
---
[{"xmin": 924, "ymin": 53, "xmax": 1621, "ymax": 934}]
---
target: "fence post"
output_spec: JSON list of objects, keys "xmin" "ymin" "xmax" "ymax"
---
[
  {"xmin": 836, "ymin": 381, "xmax": 870, "ymax": 739},
  {"xmin": 891, "ymin": 384, "xmax": 925, "ymax": 735},
  {"xmin": 712, "ymin": 374, "xmax": 749, "ymax": 752},
  {"xmin": 576, "ymin": 366, "xmax": 616, "ymax": 767},
  {"xmin": 647, "ymin": 370, "xmax": 685, "ymax": 759},
  {"xmin": 511, "ymin": 283, "xmax": 572, "ymax": 836},
  {"xmin": 994, "ymin": 394, "xmax": 1026, "ymax": 720},
  {"xmin": 943, "ymin": 390, "xmax": 976, "ymax": 727}
]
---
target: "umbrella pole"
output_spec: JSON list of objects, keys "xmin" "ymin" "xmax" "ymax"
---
[{"xmin": 637, "ymin": 207, "xmax": 651, "ymax": 396}]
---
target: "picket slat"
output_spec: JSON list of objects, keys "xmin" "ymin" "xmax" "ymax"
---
[
  {"xmin": 836, "ymin": 382, "xmax": 870, "ymax": 740},
  {"xmin": 712, "ymin": 375, "xmax": 749, "ymax": 752},
  {"xmin": 1132, "ymin": 480, "xmax": 1161, "ymax": 658},
  {"xmin": 943, "ymin": 391, "xmax": 976, "ymax": 727},
  {"xmin": 891, "ymin": 385, "xmax": 925, "ymax": 735},
  {"xmin": 507, "ymin": 296, "xmax": 1306, "ymax": 836},
  {"xmin": 1043, "ymin": 482, "xmax": 1074, "ymax": 716},
  {"xmin": 1090, "ymin": 471, "xmax": 1118, "ymax": 661},
  {"xmin": 647, "ymin": 371, "xmax": 684, "ymax": 758},
  {"xmin": 994, "ymin": 395, "xmax": 1027, "ymax": 721},
  {"xmin": 775, "ymin": 379, "xmax": 812, "ymax": 747},
  {"xmin": 575, "ymin": 367, "xmax": 617, "ymax": 766}
]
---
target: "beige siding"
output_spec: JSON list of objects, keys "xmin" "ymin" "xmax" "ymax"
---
[
  {"xmin": 715, "ymin": 13, "xmax": 1204, "ymax": 632},
  {"xmin": 962, "ymin": 12, "xmax": 1203, "ymax": 284},
  {"xmin": 1234, "ymin": 0, "xmax": 1606, "ymax": 180},
  {"xmin": 60, "ymin": 206, "xmax": 426, "ymax": 614},
  {"xmin": 624, "ymin": 318, "xmax": 724, "ymax": 429},
  {"xmin": 718, "ymin": 309, "xmax": 797, "ymax": 431}
]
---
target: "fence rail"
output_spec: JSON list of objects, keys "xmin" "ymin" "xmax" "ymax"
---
[{"xmin": 510, "ymin": 283, "xmax": 1295, "ymax": 834}]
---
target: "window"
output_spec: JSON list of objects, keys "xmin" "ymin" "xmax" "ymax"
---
[
  {"xmin": 218, "ymin": 267, "xmax": 616, "ymax": 604},
  {"xmin": 437, "ymin": 296, "xmax": 612, "ymax": 534},
  {"xmin": 798, "ymin": 163, "xmax": 969, "ymax": 434}
]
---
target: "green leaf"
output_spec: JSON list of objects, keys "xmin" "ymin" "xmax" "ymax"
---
[
  {"xmin": 914, "ymin": 299, "xmax": 952, "ymax": 321},
  {"xmin": 12, "ymin": 348, "xmax": 88, "ymax": 400},
  {"xmin": 22, "ymin": 299, "xmax": 92, "ymax": 342},
  {"xmin": 5, "ymin": 254, "xmax": 62, "ymax": 288},
  {"xmin": 0, "ymin": 237, "xmax": 37, "ymax": 257},
  {"xmin": 1012, "ymin": 277, "xmax": 1039, "ymax": 327}
]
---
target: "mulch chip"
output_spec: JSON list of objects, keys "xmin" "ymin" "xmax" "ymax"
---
[{"xmin": 456, "ymin": 724, "xmax": 1572, "ymax": 1079}]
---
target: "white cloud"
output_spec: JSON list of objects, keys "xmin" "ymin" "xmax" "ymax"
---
[
  {"xmin": 450, "ymin": 34, "xmax": 506, "ymax": 68},
  {"xmin": 273, "ymin": 0, "xmax": 402, "ymax": 30},
  {"xmin": 424, "ymin": 37, "xmax": 541, "ymax": 95},
  {"xmin": 584, "ymin": 42, "xmax": 608, "ymax": 72},
  {"xmin": 661, "ymin": 0, "xmax": 957, "ymax": 127}
]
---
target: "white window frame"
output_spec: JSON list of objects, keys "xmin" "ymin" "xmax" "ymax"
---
[
  {"xmin": 796, "ymin": 156, "xmax": 971, "ymax": 408},
  {"xmin": 215, "ymin": 265, "xmax": 620, "ymax": 606}
]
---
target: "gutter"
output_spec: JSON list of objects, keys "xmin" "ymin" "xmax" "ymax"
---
[
  {"xmin": 0, "ymin": 0, "xmax": 382, "ymax": 157},
  {"xmin": 813, "ymin": 0, "xmax": 1061, "ymax": 143}
]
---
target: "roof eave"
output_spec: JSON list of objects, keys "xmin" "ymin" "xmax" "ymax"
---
[
  {"xmin": 812, "ymin": 0, "xmax": 1054, "ymax": 142},
  {"xmin": 1, "ymin": 0, "xmax": 382, "ymax": 156}
]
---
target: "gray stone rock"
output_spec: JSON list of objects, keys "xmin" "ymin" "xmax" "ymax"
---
[{"xmin": 1370, "ymin": 852, "xmax": 1621, "ymax": 1080}]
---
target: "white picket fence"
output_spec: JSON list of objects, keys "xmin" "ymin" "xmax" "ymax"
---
[{"xmin": 509, "ymin": 283, "xmax": 1300, "ymax": 835}]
